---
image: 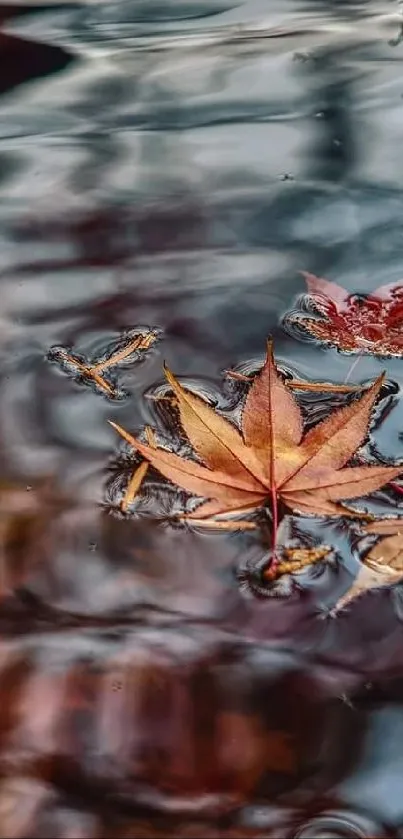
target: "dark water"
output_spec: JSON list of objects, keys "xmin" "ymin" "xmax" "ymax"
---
[{"xmin": 2, "ymin": 1, "xmax": 403, "ymax": 836}]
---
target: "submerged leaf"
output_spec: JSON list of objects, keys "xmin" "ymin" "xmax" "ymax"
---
[
  {"xmin": 284, "ymin": 273, "xmax": 403, "ymax": 356},
  {"xmin": 335, "ymin": 518, "xmax": 403, "ymax": 611}
]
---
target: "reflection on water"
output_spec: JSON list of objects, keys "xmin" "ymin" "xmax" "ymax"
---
[{"xmin": 2, "ymin": 0, "xmax": 403, "ymax": 836}]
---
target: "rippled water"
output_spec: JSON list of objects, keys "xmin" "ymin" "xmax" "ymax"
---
[{"xmin": 3, "ymin": 1, "xmax": 403, "ymax": 836}]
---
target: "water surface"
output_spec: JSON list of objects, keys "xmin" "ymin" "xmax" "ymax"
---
[{"xmin": 2, "ymin": 1, "xmax": 403, "ymax": 836}]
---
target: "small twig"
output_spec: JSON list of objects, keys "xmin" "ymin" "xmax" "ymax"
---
[
  {"xmin": 92, "ymin": 332, "xmax": 157, "ymax": 373},
  {"xmin": 288, "ymin": 379, "xmax": 361, "ymax": 393},
  {"xmin": 121, "ymin": 461, "xmax": 149, "ymax": 513},
  {"xmin": 53, "ymin": 349, "xmax": 116, "ymax": 396},
  {"xmin": 89, "ymin": 370, "xmax": 117, "ymax": 396},
  {"xmin": 52, "ymin": 332, "xmax": 157, "ymax": 397},
  {"xmin": 178, "ymin": 516, "xmax": 258, "ymax": 530},
  {"xmin": 225, "ymin": 369, "xmax": 251, "ymax": 382},
  {"xmin": 262, "ymin": 546, "xmax": 330, "ymax": 581},
  {"xmin": 225, "ymin": 369, "xmax": 361, "ymax": 393}
]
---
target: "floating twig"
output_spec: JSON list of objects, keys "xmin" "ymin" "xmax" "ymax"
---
[{"xmin": 121, "ymin": 461, "xmax": 149, "ymax": 513}]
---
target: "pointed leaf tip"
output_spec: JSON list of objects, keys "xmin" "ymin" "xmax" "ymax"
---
[
  {"xmin": 163, "ymin": 363, "xmax": 176, "ymax": 387},
  {"xmin": 108, "ymin": 420, "xmax": 120, "ymax": 432},
  {"xmin": 108, "ymin": 420, "xmax": 138, "ymax": 450},
  {"xmin": 242, "ymin": 339, "xmax": 303, "ymax": 459},
  {"xmin": 300, "ymin": 272, "xmax": 349, "ymax": 307}
]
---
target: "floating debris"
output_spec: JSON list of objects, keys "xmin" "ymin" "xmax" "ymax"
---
[{"xmin": 48, "ymin": 329, "xmax": 160, "ymax": 398}]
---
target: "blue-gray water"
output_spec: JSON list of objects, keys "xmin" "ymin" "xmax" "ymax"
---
[{"xmin": 2, "ymin": 1, "xmax": 403, "ymax": 836}]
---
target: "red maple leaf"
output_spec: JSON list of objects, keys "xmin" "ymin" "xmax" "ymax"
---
[{"xmin": 284, "ymin": 273, "xmax": 403, "ymax": 356}]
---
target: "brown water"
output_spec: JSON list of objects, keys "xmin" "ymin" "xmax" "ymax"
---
[{"xmin": 2, "ymin": 1, "xmax": 403, "ymax": 836}]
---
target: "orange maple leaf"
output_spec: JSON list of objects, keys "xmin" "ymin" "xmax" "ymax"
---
[{"xmin": 109, "ymin": 340, "xmax": 401, "ymax": 532}]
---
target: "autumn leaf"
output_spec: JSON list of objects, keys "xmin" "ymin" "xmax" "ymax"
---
[
  {"xmin": 283, "ymin": 272, "xmax": 403, "ymax": 356},
  {"xmin": 109, "ymin": 340, "xmax": 401, "ymax": 542},
  {"xmin": 334, "ymin": 518, "xmax": 403, "ymax": 611}
]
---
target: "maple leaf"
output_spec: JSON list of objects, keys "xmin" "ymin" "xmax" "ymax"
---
[
  {"xmin": 284, "ymin": 272, "xmax": 403, "ymax": 356},
  {"xmin": 109, "ymin": 340, "xmax": 401, "ymax": 548},
  {"xmin": 334, "ymin": 518, "xmax": 403, "ymax": 611}
]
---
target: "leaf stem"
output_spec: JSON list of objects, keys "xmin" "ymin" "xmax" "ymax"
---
[
  {"xmin": 271, "ymin": 484, "xmax": 278, "ymax": 564},
  {"xmin": 265, "ymin": 343, "xmax": 279, "ymax": 572}
]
